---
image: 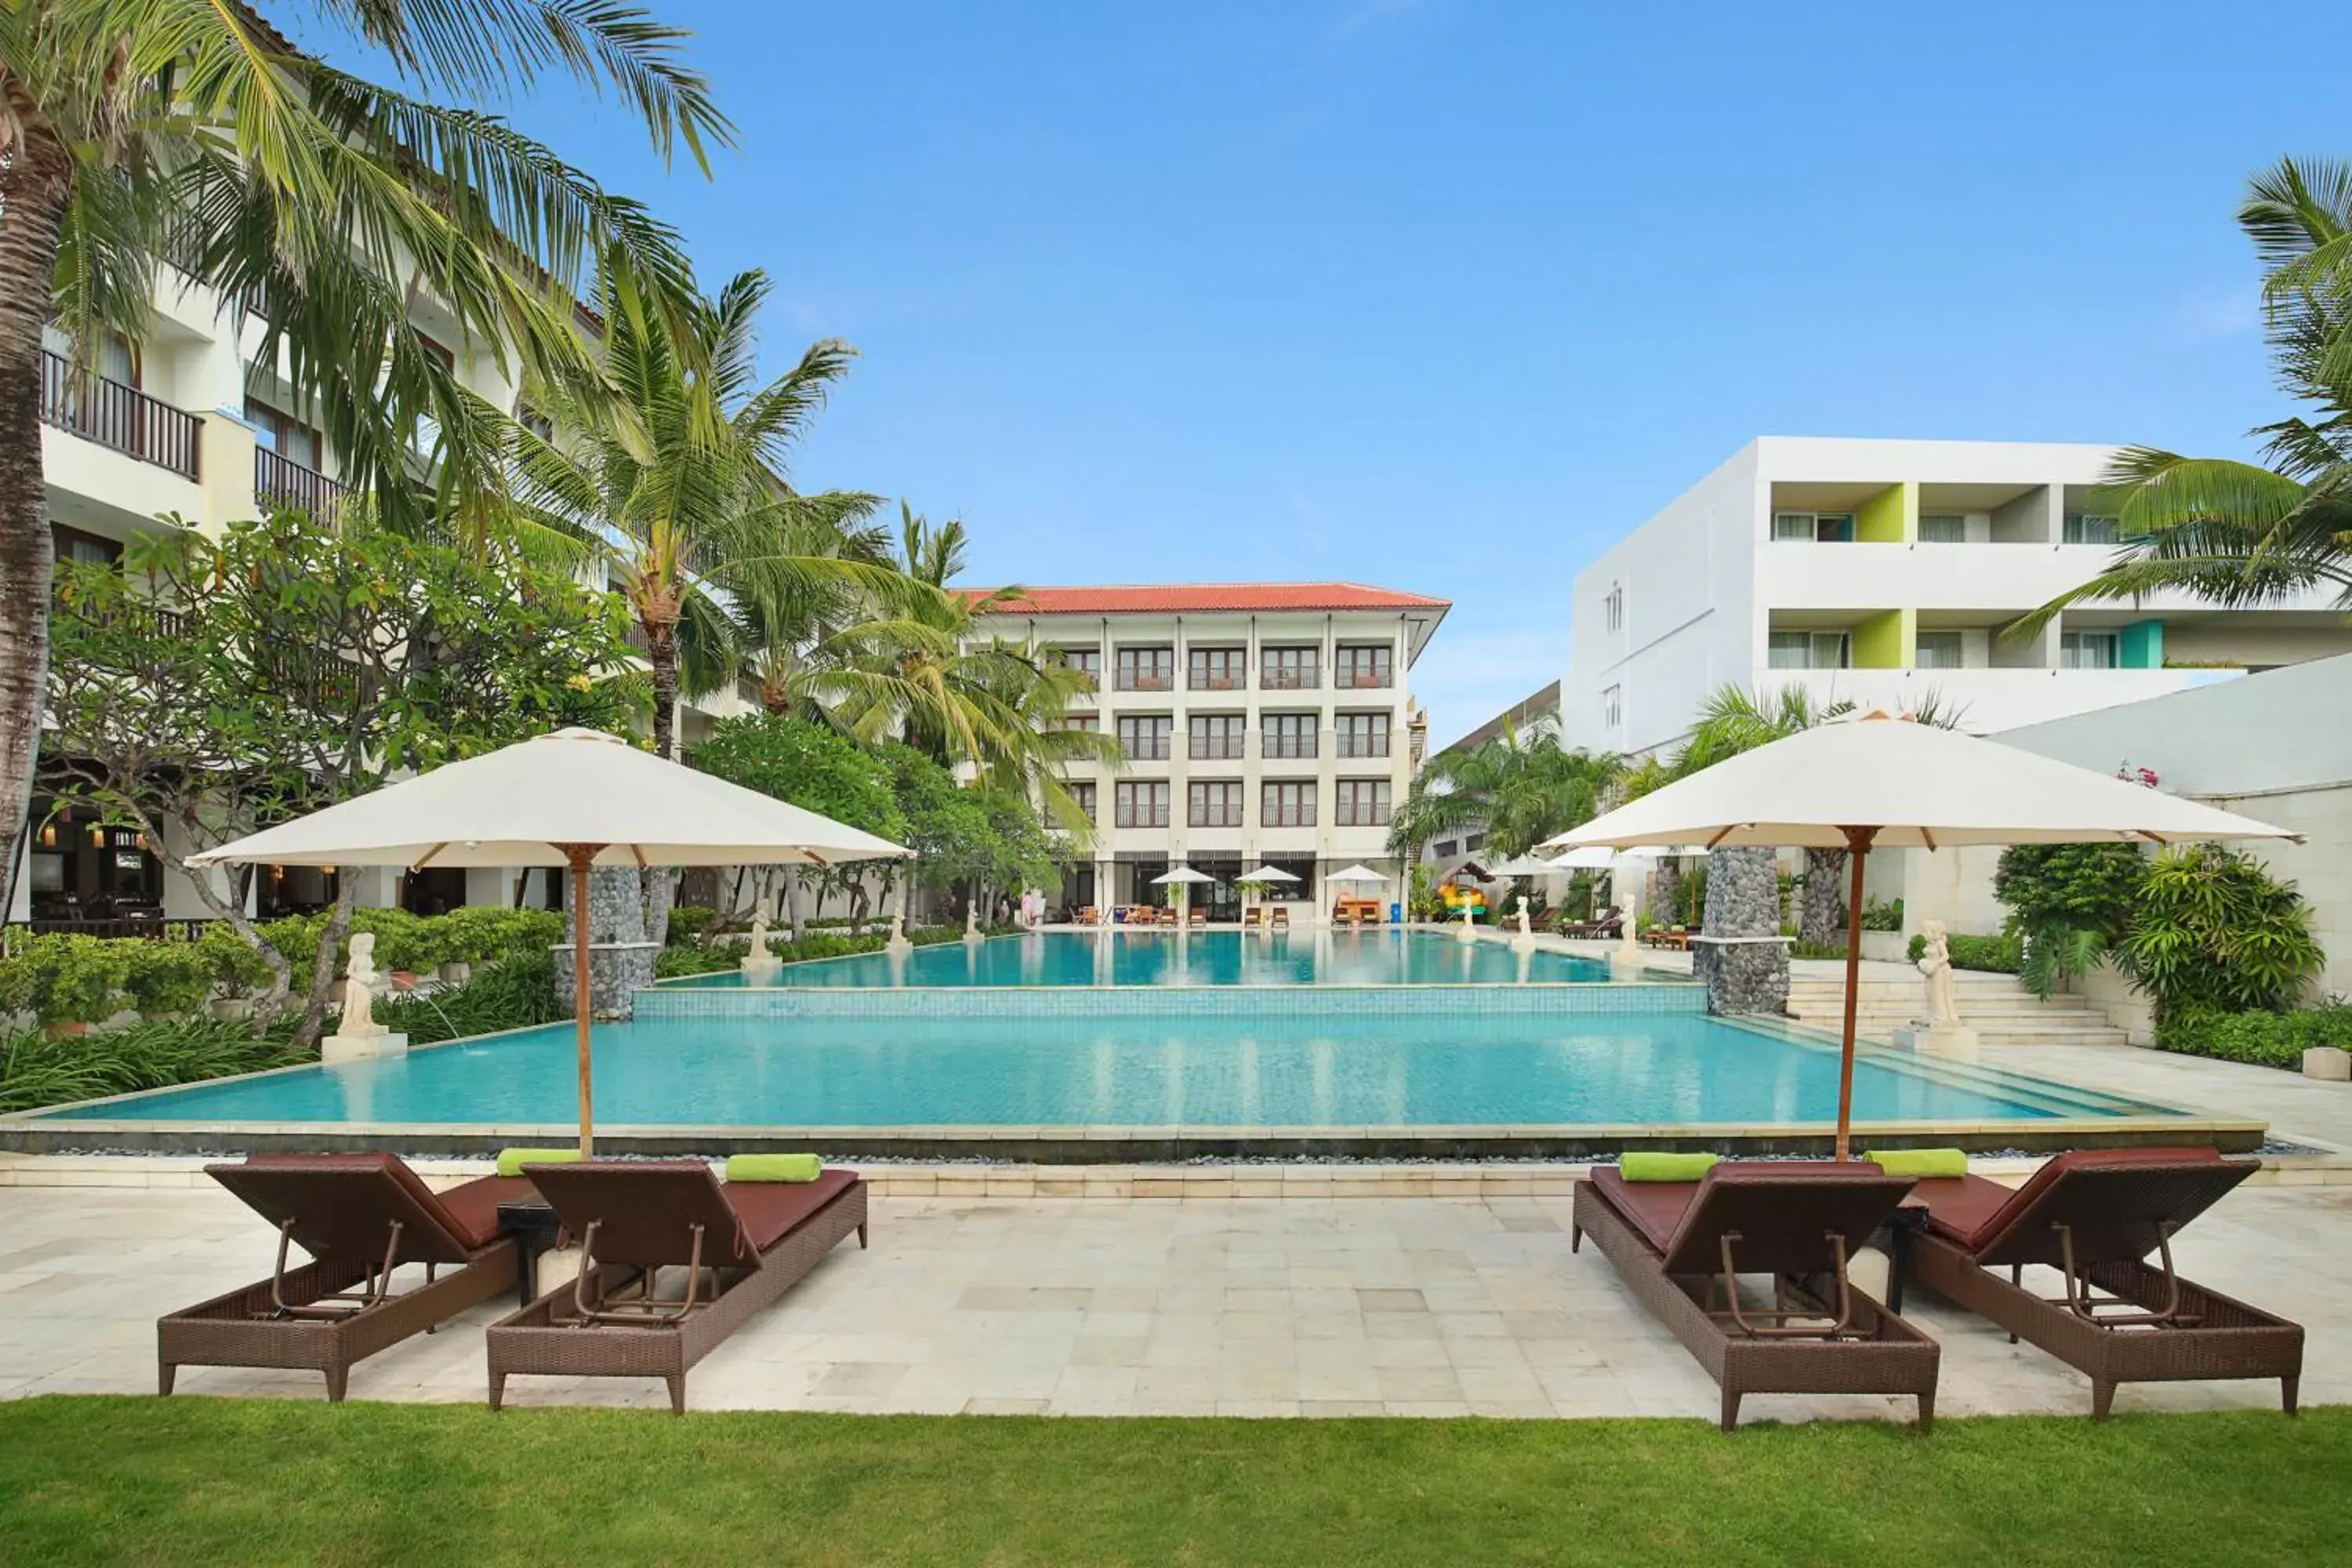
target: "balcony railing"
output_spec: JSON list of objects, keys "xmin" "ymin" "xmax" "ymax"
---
[
  {"xmin": 1336, "ymin": 737, "xmax": 1391, "ymax": 759},
  {"xmin": 254, "ymin": 447, "xmax": 350, "ymax": 520},
  {"xmin": 1334, "ymin": 669, "xmax": 1392, "ymax": 690},
  {"xmin": 1189, "ymin": 670, "xmax": 1243, "ymax": 691},
  {"xmin": 1116, "ymin": 670, "xmax": 1174, "ymax": 691},
  {"xmin": 1123, "ymin": 736, "xmax": 1172, "ymax": 761},
  {"xmin": 1189, "ymin": 739, "xmax": 1246, "ymax": 760},
  {"xmin": 1261, "ymin": 668, "xmax": 1319, "ymax": 691},
  {"xmin": 39, "ymin": 352, "xmax": 201, "ymax": 479},
  {"xmin": 1262, "ymin": 735, "xmax": 1318, "ymax": 759}
]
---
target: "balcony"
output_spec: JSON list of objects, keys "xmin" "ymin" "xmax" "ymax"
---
[
  {"xmin": 1116, "ymin": 670, "xmax": 1174, "ymax": 693},
  {"xmin": 1334, "ymin": 670, "xmax": 1392, "ymax": 691},
  {"xmin": 1262, "ymin": 735, "xmax": 1318, "ymax": 760},
  {"xmin": 1189, "ymin": 670, "xmax": 1243, "ymax": 691},
  {"xmin": 254, "ymin": 447, "xmax": 350, "ymax": 520},
  {"xmin": 39, "ymin": 352, "xmax": 201, "ymax": 479},
  {"xmin": 1261, "ymin": 668, "xmax": 1320, "ymax": 691},
  {"xmin": 1336, "ymin": 736, "xmax": 1391, "ymax": 759}
]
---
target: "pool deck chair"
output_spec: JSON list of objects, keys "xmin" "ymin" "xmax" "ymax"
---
[
  {"xmin": 1905, "ymin": 1147, "xmax": 2302, "ymax": 1417},
  {"xmin": 486, "ymin": 1161, "xmax": 867, "ymax": 1414},
  {"xmin": 160, "ymin": 1153, "xmax": 531, "ymax": 1401},
  {"xmin": 1572, "ymin": 1162, "xmax": 1939, "ymax": 1431},
  {"xmin": 1186, "ymin": 905, "xmax": 1208, "ymax": 928},
  {"xmin": 1270, "ymin": 906, "xmax": 1290, "ymax": 930}
]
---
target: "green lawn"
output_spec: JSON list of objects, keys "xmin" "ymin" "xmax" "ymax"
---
[{"xmin": 0, "ymin": 1398, "xmax": 2343, "ymax": 1566}]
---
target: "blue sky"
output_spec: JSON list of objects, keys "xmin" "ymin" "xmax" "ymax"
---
[{"xmin": 310, "ymin": 2, "xmax": 2339, "ymax": 743}]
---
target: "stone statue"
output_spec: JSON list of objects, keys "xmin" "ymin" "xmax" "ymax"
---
[
  {"xmin": 963, "ymin": 898, "xmax": 984, "ymax": 946},
  {"xmin": 1456, "ymin": 899, "xmax": 1478, "ymax": 942},
  {"xmin": 747, "ymin": 913, "xmax": 774, "ymax": 963},
  {"xmin": 1515, "ymin": 897, "xmax": 1532, "ymax": 939},
  {"xmin": 885, "ymin": 909, "xmax": 913, "ymax": 957},
  {"xmin": 339, "ymin": 933, "xmax": 384, "ymax": 1040},
  {"xmin": 1916, "ymin": 920, "xmax": 1961, "ymax": 1028}
]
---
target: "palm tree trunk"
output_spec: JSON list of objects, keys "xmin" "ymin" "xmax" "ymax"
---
[
  {"xmin": 645, "ymin": 622, "xmax": 681, "ymax": 760},
  {"xmin": 0, "ymin": 136, "xmax": 73, "ymax": 915},
  {"xmin": 1801, "ymin": 848, "xmax": 1848, "ymax": 946}
]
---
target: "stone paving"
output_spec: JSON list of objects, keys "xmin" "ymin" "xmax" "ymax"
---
[{"xmin": 3, "ymin": 1179, "xmax": 2344, "ymax": 1423}]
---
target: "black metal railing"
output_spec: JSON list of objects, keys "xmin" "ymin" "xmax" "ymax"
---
[
  {"xmin": 7, "ymin": 916, "xmax": 215, "ymax": 943},
  {"xmin": 254, "ymin": 446, "xmax": 349, "ymax": 520},
  {"xmin": 39, "ymin": 352, "xmax": 201, "ymax": 478}
]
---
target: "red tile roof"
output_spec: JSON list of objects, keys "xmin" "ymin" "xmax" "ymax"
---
[{"xmin": 966, "ymin": 583, "xmax": 1450, "ymax": 616}]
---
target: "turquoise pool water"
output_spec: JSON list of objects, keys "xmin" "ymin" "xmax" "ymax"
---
[
  {"xmin": 39, "ymin": 1010, "xmax": 2168, "ymax": 1128},
  {"xmin": 681, "ymin": 930, "xmax": 1613, "ymax": 988}
]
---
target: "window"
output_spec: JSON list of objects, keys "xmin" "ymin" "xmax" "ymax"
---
[
  {"xmin": 248, "ymin": 398, "xmax": 322, "ymax": 470},
  {"xmin": 51, "ymin": 524, "xmax": 122, "ymax": 568},
  {"xmin": 1114, "ymin": 780, "xmax": 1170, "ymax": 828},
  {"xmin": 1115, "ymin": 646, "xmax": 1174, "ymax": 691},
  {"xmin": 1773, "ymin": 511, "xmax": 1854, "ymax": 543},
  {"xmin": 1334, "ymin": 644, "xmax": 1392, "ymax": 689},
  {"xmin": 1262, "ymin": 712, "xmax": 1318, "ymax": 759},
  {"xmin": 1336, "ymin": 779, "xmax": 1392, "ymax": 827},
  {"xmin": 1600, "ymin": 684, "xmax": 1622, "ymax": 729},
  {"xmin": 1918, "ymin": 514, "xmax": 1966, "ymax": 543},
  {"xmin": 1189, "ymin": 713, "xmax": 1246, "ymax": 760},
  {"xmin": 1335, "ymin": 712, "xmax": 1390, "ymax": 758},
  {"xmin": 1464, "ymin": 832, "xmax": 1486, "ymax": 852},
  {"xmin": 2063, "ymin": 514, "xmax": 2120, "ymax": 546},
  {"xmin": 1261, "ymin": 645, "xmax": 1319, "ymax": 690},
  {"xmin": 1767, "ymin": 630, "xmax": 1850, "ymax": 670},
  {"xmin": 1068, "ymin": 782, "xmax": 1097, "ymax": 822},
  {"xmin": 1116, "ymin": 714, "xmax": 1171, "ymax": 760},
  {"xmin": 1057, "ymin": 646, "xmax": 1102, "ymax": 684},
  {"xmin": 1603, "ymin": 583, "xmax": 1624, "ymax": 633},
  {"xmin": 415, "ymin": 330, "xmax": 458, "ymax": 373},
  {"xmin": 1189, "ymin": 780, "xmax": 1244, "ymax": 827},
  {"xmin": 1058, "ymin": 712, "xmax": 1100, "ymax": 732},
  {"xmin": 1915, "ymin": 630, "xmax": 1965, "ymax": 670},
  {"xmin": 2060, "ymin": 630, "xmax": 2119, "ymax": 670},
  {"xmin": 1432, "ymin": 839, "xmax": 1458, "ymax": 859},
  {"xmin": 1261, "ymin": 780, "xmax": 1316, "ymax": 828},
  {"xmin": 1188, "ymin": 646, "xmax": 1245, "ymax": 690}
]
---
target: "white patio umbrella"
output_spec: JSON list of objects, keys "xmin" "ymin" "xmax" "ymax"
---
[
  {"xmin": 1151, "ymin": 864, "xmax": 1218, "ymax": 918},
  {"xmin": 1235, "ymin": 864, "xmax": 1299, "ymax": 924},
  {"xmin": 1544, "ymin": 713, "xmax": 2296, "ymax": 1157},
  {"xmin": 1549, "ymin": 844, "xmax": 1662, "ymax": 949},
  {"xmin": 189, "ymin": 728, "xmax": 909, "ymax": 1152},
  {"xmin": 1327, "ymin": 863, "xmax": 1386, "ymax": 884}
]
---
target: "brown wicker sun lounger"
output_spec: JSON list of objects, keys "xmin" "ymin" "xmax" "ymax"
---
[
  {"xmin": 159, "ymin": 1152, "xmax": 532, "ymax": 1401},
  {"xmin": 485, "ymin": 1160, "xmax": 868, "ymax": 1413},
  {"xmin": 1573, "ymin": 1161, "xmax": 1940, "ymax": 1431},
  {"xmin": 1904, "ymin": 1147, "xmax": 2302, "ymax": 1417},
  {"xmin": 1556, "ymin": 905, "xmax": 1621, "ymax": 939}
]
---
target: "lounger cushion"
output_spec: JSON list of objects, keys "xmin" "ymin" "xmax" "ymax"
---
[
  {"xmin": 1620, "ymin": 1152, "xmax": 1719, "ymax": 1182},
  {"xmin": 1918, "ymin": 1145, "xmax": 2230, "ymax": 1257},
  {"xmin": 724, "ymin": 1170, "xmax": 859, "ymax": 1253},
  {"xmin": 433, "ymin": 1174, "xmax": 541, "ymax": 1250},
  {"xmin": 1589, "ymin": 1162, "xmax": 1889, "ymax": 1263},
  {"xmin": 1864, "ymin": 1148, "xmax": 1968, "ymax": 1179}
]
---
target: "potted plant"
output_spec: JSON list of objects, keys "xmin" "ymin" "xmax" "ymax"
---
[{"xmin": 199, "ymin": 922, "xmax": 275, "ymax": 1021}]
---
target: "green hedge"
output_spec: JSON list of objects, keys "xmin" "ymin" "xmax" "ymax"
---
[
  {"xmin": 2154, "ymin": 1005, "xmax": 2352, "ymax": 1071},
  {"xmin": 0, "ymin": 1016, "xmax": 307, "ymax": 1114},
  {"xmin": 375, "ymin": 951, "xmax": 567, "ymax": 1044},
  {"xmin": 1905, "ymin": 931, "xmax": 2024, "ymax": 974},
  {"xmin": 0, "ymin": 935, "xmax": 218, "ymax": 1025}
]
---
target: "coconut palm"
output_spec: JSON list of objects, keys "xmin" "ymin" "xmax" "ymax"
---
[
  {"xmin": 0, "ymin": 0, "xmax": 725, "ymax": 906},
  {"xmin": 2022, "ymin": 158, "xmax": 2352, "ymax": 633},
  {"xmin": 1388, "ymin": 720, "xmax": 1621, "ymax": 863},
  {"xmin": 509, "ymin": 266, "xmax": 902, "ymax": 761}
]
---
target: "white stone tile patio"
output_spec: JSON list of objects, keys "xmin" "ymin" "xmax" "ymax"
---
[{"xmin": 2, "ymin": 1180, "xmax": 2344, "ymax": 1422}]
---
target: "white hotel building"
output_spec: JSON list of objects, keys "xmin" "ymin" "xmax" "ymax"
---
[
  {"xmin": 1566, "ymin": 437, "xmax": 2352, "ymax": 754},
  {"xmin": 970, "ymin": 584, "xmax": 1449, "ymax": 918}
]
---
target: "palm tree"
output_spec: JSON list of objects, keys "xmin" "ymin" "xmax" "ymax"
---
[
  {"xmin": 1388, "ymin": 720, "xmax": 1621, "ymax": 864},
  {"xmin": 1675, "ymin": 684, "xmax": 1966, "ymax": 945},
  {"xmin": 0, "ymin": 0, "xmax": 726, "ymax": 902},
  {"xmin": 510, "ymin": 267, "xmax": 897, "ymax": 761},
  {"xmin": 2022, "ymin": 158, "xmax": 2352, "ymax": 633}
]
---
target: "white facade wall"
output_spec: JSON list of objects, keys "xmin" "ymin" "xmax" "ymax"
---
[
  {"xmin": 1566, "ymin": 437, "xmax": 2352, "ymax": 757},
  {"xmin": 974, "ymin": 604, "xmax": 1437, "ymax": 916}
]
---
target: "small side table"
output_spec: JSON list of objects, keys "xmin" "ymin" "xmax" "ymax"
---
[{"xmin": 495, "ymin": 1200, "xmax": 566, "ymax": 1309}]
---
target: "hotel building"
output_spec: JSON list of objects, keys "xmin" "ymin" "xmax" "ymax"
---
[
  {"xmin": 1566, "ymin": 437, "xmax": 2352, "ymax": 755},
  {"xmin": 969, "ymin": 584, "xmax": 1450, "ymax": 917}
]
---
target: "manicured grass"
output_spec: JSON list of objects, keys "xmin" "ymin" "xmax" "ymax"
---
[{"xmin": 0, "ymin": 1399, "xmax": 2344, "ymax": 1566}]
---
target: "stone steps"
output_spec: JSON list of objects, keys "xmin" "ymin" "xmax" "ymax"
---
[{"xmin": 1783, "ymin": 973, "xmax": 2126, "ymax": 1047}]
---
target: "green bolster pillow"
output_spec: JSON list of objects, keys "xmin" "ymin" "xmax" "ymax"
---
[
  {"xmin": 497, "ymin": 1147, "xmax": 583, "ymax": 1178},
  {"xmin": 1866, "ymin": 1148, "xmax": 1969, "ymax": 1179},
  {"xmin": 1620, "ymin": 1152, "xmax": 1719, "ymax": 1182},
  {"xmin": 726, "ymin": 1153, "xmax": 822, "ymax": 1184}
]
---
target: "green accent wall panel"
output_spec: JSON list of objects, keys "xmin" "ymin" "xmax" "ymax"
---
[
  {"xmin": 1856, "ymin": 483, "xmax": 1915, "ymax": 543},
  {"xmin": 1853, "ymin": 608, "xmax": 1915, "ymax": 669},
  {"xmin": 2121, "ymin": 619, "xmax": 2164, "ymax": 669}
]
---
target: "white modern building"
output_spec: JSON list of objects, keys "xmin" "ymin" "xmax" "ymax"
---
[
  {"xmin": 1565, "ymin": 437, "xmax": 2352, "ymax": 756},
  {"xmin": 969, "ymin": 583, "xmax": 1449, "ymax": 918}
]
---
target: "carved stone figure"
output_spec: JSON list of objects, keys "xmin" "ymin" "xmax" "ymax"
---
[
  {"xmin": 1515, "ymin": 897, "xmax": 1533, "ymax": 939},
  {"xmin": 746, "ymin": 913, "xmax": 774, "ymax": 963},
  {"xmin": 1916, "ymin": 920, "xmax": 1962, "ymax": 1028},
  {"xmin": 340, "ymin": 932, "xmax": 384, "ymax": 1039}
]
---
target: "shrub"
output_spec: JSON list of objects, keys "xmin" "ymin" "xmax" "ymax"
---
[
  {"xmin": 1994, "ymin": 844, "xmax": 2146, "ymax": 942},
  {"xmin": 1907, "ymin": 931, "xmax": 2024, "ymax": 974},
  {"xmin": 1862, "ymin": 896, "xmax": 1904, "ymax": 933},
  {"xmin": 664, "ymin": 906, "xmax": 717, "ymax": 944},
  {"xmin": 376, "ymin": 951, "xmax": 566, "ymax": 1044},
  {"xmin": 2116, "ymin": 847, "xmax": 2324, "ymax": 1017},
  {"xmin": 198, "ymin": 923, "xmax": 277, "ymax": 998},
  {"xmin": 0, "ymin": 1015, "xmax": 307, "ymax": 1114},
  {"xmin": 2155, "ymin": 1004, "xmax": 2352, "ymax": 1071}
]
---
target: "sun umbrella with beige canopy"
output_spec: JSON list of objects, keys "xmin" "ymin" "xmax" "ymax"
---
[
  {"xmin": 1544, "ymin": 713, "xmax": 2295, "ymax": 1158},
  {"xmin": 1150, "ymin": 864, "xmax": 1218, "ymax": 920},
  {"xmin": 190, "ymin": 728, "xmax": 909, "ymax": 1153},
  {"xmin": 1234, "ymin": 864, "xmax": 1299, "ymax": 925}
]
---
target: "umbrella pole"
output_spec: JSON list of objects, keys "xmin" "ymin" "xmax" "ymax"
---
[
  {"xmin": 560, "ymin": 844, "xmax": 604, "ymax": 1157},
  {"xmin": 1834, "ymin": 826, "xmax": 1878, "ymax": 1161}
]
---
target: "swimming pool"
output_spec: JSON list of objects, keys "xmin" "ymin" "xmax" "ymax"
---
[
  {"xmin": 26, "ymin": 998, "xmax": 2194, "ymax": 1147},
  {"xmin": 680, "ymin": 929, "xmax": 1613, "ymax": 988}
]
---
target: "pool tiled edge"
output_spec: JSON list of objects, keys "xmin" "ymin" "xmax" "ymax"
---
[{"xmin": 633, "ymin": 981, "xmax": 1705, "ymax": 1020}]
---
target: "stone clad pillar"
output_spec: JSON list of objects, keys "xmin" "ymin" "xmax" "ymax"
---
[{"xmin": 1693, "ymin": 847, "xmax": 1789, "ymax": 1016}]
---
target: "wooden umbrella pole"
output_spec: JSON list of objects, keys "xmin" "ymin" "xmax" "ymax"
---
[
  {"xmin": 561, "ymin": 844, "xmax": 605, "ymax": 1156},
  {"xmin": 1834, "ymin": 826, "xmax": 1878, "ymax": 1161}
]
